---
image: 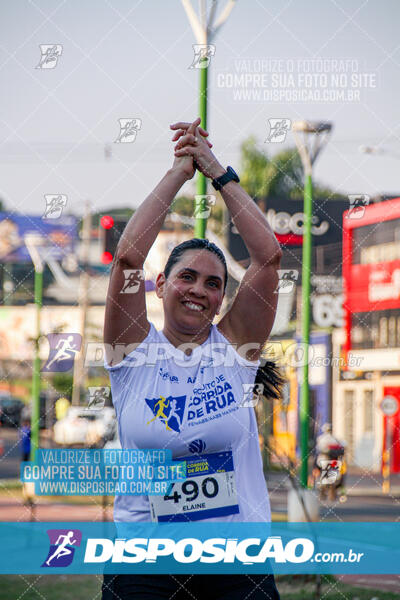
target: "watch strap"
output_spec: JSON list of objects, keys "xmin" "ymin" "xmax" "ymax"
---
[{"xmin": 211, "ymin": 166, "xmax": 239, "ymax": 191}]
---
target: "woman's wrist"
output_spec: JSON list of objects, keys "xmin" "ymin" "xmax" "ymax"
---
[
  {"xmin": 167, "ymin": 166, "xmax": 192, "ymax": 184},
  {"xmin": 208, "ymin": 162, "xmax": 226, "ymax": 180},
  {"xmin": 194, "ymin": 156, "xmax": 225, "ymax": 180}
]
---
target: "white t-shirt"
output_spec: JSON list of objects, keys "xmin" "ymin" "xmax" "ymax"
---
[{"xmin": 105, "ymin": 322, "xmax": 271, "ymax": 523}]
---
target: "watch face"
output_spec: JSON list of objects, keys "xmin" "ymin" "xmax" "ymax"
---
[{"xmin": 227, "ymin": 166, "xmax": 239, "ymax": 181}]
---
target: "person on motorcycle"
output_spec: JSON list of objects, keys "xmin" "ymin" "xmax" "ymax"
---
[
  {"xmin": 316, "ymin": 423, "xmax": 342, "ymax": 455},
  {"xmin": 314, "ymin": 423, "xmax": 347, "ymax": 500}
]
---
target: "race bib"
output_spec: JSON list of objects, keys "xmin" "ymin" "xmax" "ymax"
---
[{"xmin": 149, "ymin": 450, "xmax": 239, "ymax": 522}]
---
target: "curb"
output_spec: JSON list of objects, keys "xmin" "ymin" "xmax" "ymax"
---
[{"xmin": 346, "ymin": 487, "xmax": 400, "ymax": 497}]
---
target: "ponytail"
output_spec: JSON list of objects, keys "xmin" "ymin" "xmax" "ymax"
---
[{"xmin": 254, "ymin": 360, "xmax": 285, "ymax": 400}]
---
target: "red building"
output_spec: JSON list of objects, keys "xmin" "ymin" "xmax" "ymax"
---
[{"xmin": 342, "ymin": 198, "xmax": 400, "ymax": 473}]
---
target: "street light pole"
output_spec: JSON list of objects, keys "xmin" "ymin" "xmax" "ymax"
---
[
  {"xmin": 195, "ymin": 56, "xmax": 209, "ymax": 239},
  {"xmin": 71, "ymin": 201, "xmax": 92, "ymax": 406},
  {"xmin": 292, "ymin": 120, "xmax": 333, "ymax": 488},
  {"xmin": 25, "ymin": 235, "xmax": 45, "ymax": 462},
  {"xmin": 182, "ymin": 0, "xmax": 237, "ymax": 238}
]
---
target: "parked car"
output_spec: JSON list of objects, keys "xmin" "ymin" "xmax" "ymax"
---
[
  {"xmin": 53, "ymin": 406, "xmax": 116, "ymax": 447},
  {"xmin": 103, "ymin": 429, "xmax": 121, "ymax": 450},
  {"xmin": 0, "ymin": 394, "xmax": 25, "ymax": 427}
]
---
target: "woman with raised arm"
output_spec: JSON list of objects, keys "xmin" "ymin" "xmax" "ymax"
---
[{"xmin": 102, "ymin": 118, "xmax": 282, "ymax": 600}]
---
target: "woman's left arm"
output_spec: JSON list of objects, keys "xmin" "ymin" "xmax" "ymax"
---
[
  {"xmin": 172, "ymin": 122, "xmax": 283, "ymax": 358},
  {"xmin": 215, "ymin": 174, "xmax": 283, "ymax": 359}
]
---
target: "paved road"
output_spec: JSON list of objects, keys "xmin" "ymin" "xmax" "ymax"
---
[
  {"xmin": 267, "ymin": 469, "xmax": 400, "ymax": 521},
  {"xmin": 2, "ymin": 429, "xmax": 400, "ymax": 520},
  {"xmin": 269, "ymin": 484, "xmax": 400, "ymax": 521}
]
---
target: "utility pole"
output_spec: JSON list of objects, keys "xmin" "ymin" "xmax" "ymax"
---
[
  {"xmin": 24, "ymin": 234, "xmax": 44, "ymax": 462},
  {"xmin": 71, "ymin": 201, "xmax": 92, "ymax": 406},
  {"xmin": 182, "ymin": 0, "xmax": 237, "ymax": 238},
  {"xmin": 292, "ymin": 120, "xmax": 332, "ymax": 488}
]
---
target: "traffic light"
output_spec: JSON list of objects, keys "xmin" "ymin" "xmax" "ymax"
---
[{"xmin": 100, "ymin": 215, "xmax": 129, "ymax": 264}]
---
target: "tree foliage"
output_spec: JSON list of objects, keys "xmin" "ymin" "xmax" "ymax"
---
[
  {"xmin": 239, "ymin": 137, "xmax": 346, "ymax": 201},
  {"xmin": 52, "ymin": 373, "xmax": 73, "ymax": 398}
]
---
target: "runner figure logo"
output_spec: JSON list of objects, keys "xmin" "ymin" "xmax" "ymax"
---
[
  {"xmin": 265, "ymin": 118, "xmax": 291, "ymax": 143},
  {"xmin": 240, "ymin": 383, "xmax": 264, "ymax": 408},
  {"xmin": 276, "ymin": 269, "xmax": 299, "ymax": 294},
  {"xmin": 42, "ymin": 529, "xmax": 82, "ymax": 567},
  {"xmin": 189, "ymin": 44, "xmax": 216, "ymax": 69},
  {"xmin": 145, "ymin": 395, "xmax": 186, "ymax": 433},
  {"xmin": 346, "ymin": 194, "xmax": 370, "ymax": 219},
  {"xmin": 114, "ymin": 118, "xmax": 142, "ymax": 143},
  {"xmin": 36, "ymin": 45, "xmax": 63, "ymax": 69},
  {"xmin": 120, "ymin": 269, "xmax": 145, "ymax": 294},
  {"xmin": 194, "ymin": 195, "xmax": 216, "ymax": 220},
  {"xmin": 42, "ymin": 334, "xmax": 82, "ymax": 372},
  {"xmin": 87, "ymin": 386, "xmax": 110, "ymax": 410},
  {"xmin": 42, "ymin": 195, "xmax": 67, "ymax": 219},
  {"xmin": 319, "ymin": 459, "xmax": 342, "ymax": 485}
]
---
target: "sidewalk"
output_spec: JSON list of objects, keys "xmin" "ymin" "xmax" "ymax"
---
[{"xmin": 0, "ymin": 494, "xmax": 114, "ymax": 521}]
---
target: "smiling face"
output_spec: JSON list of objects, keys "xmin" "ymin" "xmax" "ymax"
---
[{"xmin": 155, "ymin": 248, "xmax": 226, "ymax": 336}]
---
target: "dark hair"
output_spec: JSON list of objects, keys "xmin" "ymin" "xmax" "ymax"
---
[
  {"xmin": 164, "ymin": 238, "xmax": 228, "ymax": 293},
  {"xmin": 254, "ymin": 360, "xmax": 285, "ymax": 400}
]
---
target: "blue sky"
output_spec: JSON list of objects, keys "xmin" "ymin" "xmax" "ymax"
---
[{"xmin": 1, "ymin": 0, "xmax": 399, "ymax": 217}]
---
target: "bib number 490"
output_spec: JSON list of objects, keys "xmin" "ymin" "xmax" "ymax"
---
[{"xmin": 164, "ymin": 477, "xmax": 219, "ymax": 504}]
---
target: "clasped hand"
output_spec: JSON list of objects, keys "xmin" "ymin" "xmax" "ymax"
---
[{"xmin": 170, "ymin": 117, "xmax": 224, "ymax": 181}]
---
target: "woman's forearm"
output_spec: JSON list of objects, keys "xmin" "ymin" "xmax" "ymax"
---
[
  {"xmin": 115, "ymin": 167, "xmax": 189, "ymax": 267},
  {"xmin": 220, "ymin": 179, "xmax": 282, "ymax": 265}
]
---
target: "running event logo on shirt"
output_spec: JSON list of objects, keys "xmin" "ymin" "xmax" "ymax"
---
[
  {"xmin": 42, "ymin": 529, "xmax": 82, "ymax": 567},
  {"xmin": 145, "ymin": 395, "xmax": 186, "ymax": 433}
]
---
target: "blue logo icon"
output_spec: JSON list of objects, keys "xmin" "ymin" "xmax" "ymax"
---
[
  {"xmin": 145, "ymin": 395, "xmax": 186, "ymax": 433},
  {"xmin": 42, "ymin": 333, "xmax": 82, "ymax": 372},
  {"xmin": 42, "ymin": 529, "xmax": 81, "ymax": 567},
  {"xmin": 188, "ymin": 439, "xmax": 207, "ymax": 454}
]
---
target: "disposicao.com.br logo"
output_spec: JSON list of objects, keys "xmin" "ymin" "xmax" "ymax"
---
[
  {"xmin": 84, "ymin": 536, "xmax": 324, "ymax": 565},
  {"xmin": 0, "ymin": 522, "xmax": 394, "ymax": 574}
]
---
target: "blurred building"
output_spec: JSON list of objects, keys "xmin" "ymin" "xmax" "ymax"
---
[
  {"xmin": 227, "ymin": 196, "xmax": 347, "ymax": 467},
  {"xmin": 227, "ymin": 195, "xmax": 349, "ymax": 279},
  {"xmin": 338, "ymin": 197, "xmax": 400, "ymax": 472},
  {"xmin": 228, "ymin": 195, "xmax": 400, "ymax": 473}
]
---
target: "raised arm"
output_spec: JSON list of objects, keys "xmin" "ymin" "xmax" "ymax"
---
[
  {"xmin": 215, "ymin": 171, "xmax": 282, "ymax": 357},
  {"xmin": 172, "ymin": 122, "xmax": 282, "ymax": 359},
  {"xmin": 104, "ymin": 118, "xmax": 207, "ymax": 355}
]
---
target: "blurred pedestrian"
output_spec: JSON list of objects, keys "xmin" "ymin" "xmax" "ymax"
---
[
  {"xmin": 55, "ymin": 396, "xmax": 70, "ymax": 421},
  {"xmin": 20, "ymin": 419, "xmax": 31, "ymax": 462}
]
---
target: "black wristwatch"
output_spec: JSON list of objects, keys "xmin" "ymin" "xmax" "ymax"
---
[{"xmin": 211, "ymin": 166, "xmax": 240, "ymax": 191}]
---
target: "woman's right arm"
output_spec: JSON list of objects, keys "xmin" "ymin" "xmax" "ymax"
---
[{"xmin": 104, "ymin": 167, "xmax": 190, "ymax": 350}]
